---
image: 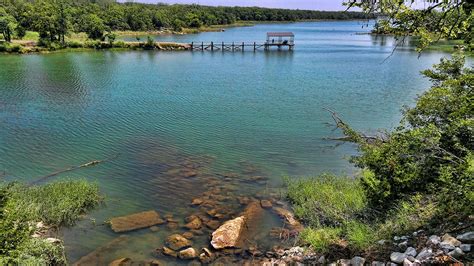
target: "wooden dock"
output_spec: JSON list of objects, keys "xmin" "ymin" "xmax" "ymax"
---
[
  {"xmin": 189, "ymin": 41, "xmax": 294, "ymax": 51},
  {"xmin": 189, "ymin": 32, "xmax": 294, "ymax": 52}
]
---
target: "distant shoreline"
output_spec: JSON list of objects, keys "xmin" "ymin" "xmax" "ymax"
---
[{"xmin": 0, "ymin": 19, "xmax": 361, "ymax": 55}]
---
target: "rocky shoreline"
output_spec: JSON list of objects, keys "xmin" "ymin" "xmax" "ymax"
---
[{"xmin": 63, "ymin": 150, "xmax": 472, "ymax": 265}]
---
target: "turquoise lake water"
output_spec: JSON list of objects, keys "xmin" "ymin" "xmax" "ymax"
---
[{"xmin": 0, "ymin": 21, "xmax": 451, "ymax": 263}]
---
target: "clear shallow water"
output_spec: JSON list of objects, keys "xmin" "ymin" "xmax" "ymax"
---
[{"xmin": 0, "ymin": 21, "xmax": 450, "ymax": 264}]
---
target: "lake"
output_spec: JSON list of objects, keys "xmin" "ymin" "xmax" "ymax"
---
[{"xmin": 0, "ymin": 21, "xmax": 450, "ymax": 264}]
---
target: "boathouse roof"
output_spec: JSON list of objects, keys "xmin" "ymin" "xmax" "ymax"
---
[{"xmin": 266, "ymin": 32, "xmax": 294, "ymax": 37}]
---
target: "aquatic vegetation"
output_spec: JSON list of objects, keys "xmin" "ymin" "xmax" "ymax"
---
[{"xmin": 0, "ymin": 180, "xmax": 101, "ymax": 264}]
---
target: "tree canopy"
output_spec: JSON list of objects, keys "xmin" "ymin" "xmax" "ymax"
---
[{"xmin": 345, "ymin": 0, "xmax": 473, "ymax": 50}]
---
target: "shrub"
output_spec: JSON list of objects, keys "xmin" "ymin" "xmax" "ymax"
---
[
  {"xmin": 67, "ymin": 41, "xmax": 83, "ymax": 48},
  {"xmin": 0, "ymin": 42, "xmax": 8, "ymax": 52},
  {"xmin": 144, "ymin": 35, "xmax": 155, "ymax": 49},
  {"xmin": 286, "ymin": 174, "xmax": 367, "ymax": 227},
  {"xmin": 113, "ymin": 41, "xmax": 128, "ymax": 48},
  {"xmin": 8, "ymin": 44, "xmax": 21, "ymax": 53},
  {"xmin": 376, "ymin": 194, "xmax": 438, "ymax": 239},
  {"xmin": 299, "ymin": 227, "xmax": 341, "ymax": 253},
  {"xmin": 336, "ymin": 55, "xmax": 473, "ymax": 219}
]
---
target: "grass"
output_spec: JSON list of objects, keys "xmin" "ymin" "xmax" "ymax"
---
[
  {"xmin": 299, "ymin": 227, "xmax": 342, "ymax": 253},
  {"xmin": 0, "ymin": 179, "xmax": 102, "ymax": 264},
  {"xmin": 286, "ymin": 174, "xmax": 367, "ymax": 227},
  {"xmin": 22, "ymin": 31, "xmax": 39, "ymax": 41},
  {"xmin": 427, "ymin": 39, "xmax": 473, "ymax": 56},
  {"xmin": 345, "ymin": 221, "xmax": 376, "ymax": 250},
  {"xmin": 286, "ymin": 174, "xmax": 441, "ymax": 255},
  {"xmin": 6, "ymin": 180, "xmax": 101, "ymax": 226}
]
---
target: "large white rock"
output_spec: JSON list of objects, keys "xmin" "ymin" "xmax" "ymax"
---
[{"xmin": 210, "ymin": 216, "xmax": 245, "ymax": 249}]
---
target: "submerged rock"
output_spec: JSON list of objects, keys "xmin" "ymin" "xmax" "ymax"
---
[
  {"xmin": 272, "ymin": 207, "xmax": 303, "ymax": 231},
  {"xmin": 211, "ymin": 216, "xmax": 245, "ymax": 249},
  {"xmin": 73, "ymin": 236, "xmax": 130, "ymax": 265},
  {"xmin": 178, "ymin": 247, "xmax": 197, "ymax": 260},
  {"xmin": 191, "ymin": 198, "xmax": 204, "ymax": 206},
  {"xmin": 260, "ymin": 200, "xmax": 273, "ymax": 208},
  {"xmin": 205, "ymin": 219, "xmax": 221, "ymax": 230},
  {"xmin": 166, "ymin": 222, "xmax": 179, "ymax": 230},
  {"xmin": 165, "ymin": 234, "xmax": 192, "ymax": 251},
  {"xmin": 109, "ymin": 258, "xmax": 131, "ymax": 266},
  {"xmin": 110, "ymin": 210, "xmax": 163, "ymax": 233},
  {"xmin": 161, "ymin": 246, "xmax": 177, "ymax": 257},
  {"xmin": 182, "ymin": 231, "xmax": 194, "ymax": 240},
  {"xmin": 184, "ymin": 217, "xmax": 202, "ymax": 230}
]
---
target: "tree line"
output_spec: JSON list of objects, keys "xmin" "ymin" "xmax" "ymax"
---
[{"xmin": 0, "ymin": 0, "xmax": 374, "ymax": 43}]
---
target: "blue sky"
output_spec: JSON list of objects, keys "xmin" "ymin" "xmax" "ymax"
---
[{"xmin": 132, "ymin": 0, "xmax": 349, "ymax": 10}]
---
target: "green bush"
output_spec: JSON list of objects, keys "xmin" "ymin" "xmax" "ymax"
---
[
  {"xmin": 8, "ymin": 44, "xmax": 21, "ymax": 53},
  {"xmin": 113, "ymin": 41, "xmax": 127, "ymax": 48},
  {"xmin": 0, "ymin": 43, "xmax": 8, "ymax": 52},
  {"xmin": 338, "ymin": 55, "xmax": 473, "ymax": 218},
  {"xmin": 299, "ymin": 227, "xmax": 341, "ymax": 253},
  {"xmin": 376, "ymin": 194, "xmax": 438, "ymax": 239},
  {"xmin": 67, "ymin": 41, "xmax": 84, "ymax": 48},
  {"xmin": 144, "ymin": 35, "xmax": 155, "ymax": 49},
  {"xmin": 286, "ymin": 174, "xmax": 367, "ymax": 227}
]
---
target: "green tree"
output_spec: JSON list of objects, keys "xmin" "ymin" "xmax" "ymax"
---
[
  {"xmin": 81, "ymin": 13, "xmax": 106, "ymax": 40},
  {"xmin": 30, "ymin": 0, "xmax": 70, "ymax": 44},
  {"xmin": 332, "ymin": 55, "xmax": 473, "ymax": 216},
  {"xmin": 345, "ymin": 0, "xmax": 474, "ymax": 51},
  {"xmin": 0, "ymin": 7, "xmax": 17, "ymax": 42}
]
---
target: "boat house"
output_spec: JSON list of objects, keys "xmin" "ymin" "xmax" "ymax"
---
[{"xmin": 265, "ymin": 32, "xmax": 295, "ymax": 50}]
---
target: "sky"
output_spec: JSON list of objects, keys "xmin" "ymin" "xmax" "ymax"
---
[{"xmin": 132, "ymin": 0, "xmax": 350, "ymax": 11}]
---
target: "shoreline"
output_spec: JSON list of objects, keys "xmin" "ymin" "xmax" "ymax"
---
[{"xmin": 0, "ymin": 19, "xmax": 376, "ymax": 55}]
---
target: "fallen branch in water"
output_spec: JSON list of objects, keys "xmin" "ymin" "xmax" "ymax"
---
[
  {"xmin": 323, "ymin": 107, "xmax": 388, "ymax": 144},
  {"xmin": 30, "ymin": 154, "xmax": 119, "ymax": 185}
]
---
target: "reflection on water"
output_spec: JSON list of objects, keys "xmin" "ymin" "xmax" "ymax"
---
[{"xmin": 0, "ymin": 21, "xmax": 451, "ymax": 264}]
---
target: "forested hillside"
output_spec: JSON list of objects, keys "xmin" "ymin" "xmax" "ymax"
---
[{"xmin": 0, "ymin": 0, "xmax": 373, "ymax": 42}]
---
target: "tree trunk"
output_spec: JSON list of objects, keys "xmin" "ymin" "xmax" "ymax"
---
[{"xmin": 5, "ymin": 28, "xmax": 11, "ymax": 42}]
